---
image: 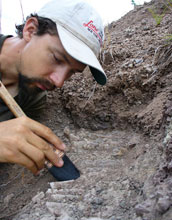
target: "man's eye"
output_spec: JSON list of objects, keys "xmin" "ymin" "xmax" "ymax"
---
[{"xmin": 53, "ymin": 55, "xmax": 61, "ymax": 63}]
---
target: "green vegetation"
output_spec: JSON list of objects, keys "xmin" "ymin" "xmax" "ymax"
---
[
  {"xmin": 166, "ymin": 0, "xmax": 172, "ymax": 7},
  {"xmin": 148, "ymin": 7, "xmax": 167, "ymax": 25},
  {"xmin": 131, "ymin": 0, "xmax": 137, "ymax": 6},
  {"xmin": 148, "ymin": 0, "xmax": 172, "ymax": 41},
  {"xmin": 148, "ymin": 0, "xmax": 172, "ymax": 26},
  {"xmin": 148, "ymin": 7, "xmax": 167, "ymax": 26},
  {"xmin": 164, "ymin": 34, "xmax": 172, "ymax": 42}
]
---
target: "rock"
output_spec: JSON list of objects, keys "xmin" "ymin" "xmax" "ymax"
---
[
  {"xmin": 4, "ymin": 193, "xmax": 14, "ymax": 205},
  {"xmin": 157, "ymin": 197, "xmax": 171, "ymax": 214},
  {"xmin": 135, "ymin": 201, "xmax": 152, "ymax": 216},
  {"xmin": 64, "ymin": 126, "xmax": 70, "ymax": 137},
  {"xmin": 141, "ymin": 19, "xmax": 147, "ymax": 25},
  {"xmin": 91, "ymin": 198, "xmax": 104, "ymax": 206},
  {"xmin": 40, "ymin": 216, "xmax": 55, "ymax": 220},
  {"xmin": 46, "ymin": 202, "xmax": 62, "ymax": 216},
  {"xmin": 32, "ymin": 192, "xmax": 45, "ymax": 203}
]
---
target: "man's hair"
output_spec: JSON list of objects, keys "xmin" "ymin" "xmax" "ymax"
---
[{"xmin": 15, "ymin": 14, "xmax": 58, "ymax": 38}]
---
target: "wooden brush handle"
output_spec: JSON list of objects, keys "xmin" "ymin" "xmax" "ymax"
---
[
  {"xmin": 0, "ymin": 81, "xmax": 64, "ymax": 168},
  {"xmin": 0, "ymin": 81, "xmax": 25, "ymax": 117}
]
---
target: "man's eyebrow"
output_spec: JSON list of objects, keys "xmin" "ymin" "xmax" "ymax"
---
[
  {"xmin": 55, "ymin": 49, "xmax": 85, "ymax": 73},
  {"xmin": 55, "ymin": 49, "xmax": 70, "ymax": 64}
]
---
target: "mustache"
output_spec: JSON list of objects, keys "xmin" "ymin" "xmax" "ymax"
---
[{"xmin": 19, "ymin": 74, "xmax": 56, "ymax": 91}]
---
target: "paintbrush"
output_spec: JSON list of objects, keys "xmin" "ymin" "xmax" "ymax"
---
[{"xmin": 0, "ymin": 81, "xmax": 80, "ymax": 181}]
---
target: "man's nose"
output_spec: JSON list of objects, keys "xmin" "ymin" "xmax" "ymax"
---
[{"xmin": 49, "ymin": 69, "xmax": 68, "ymax": 88}]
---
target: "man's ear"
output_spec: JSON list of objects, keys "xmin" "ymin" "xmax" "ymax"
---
[{"xmin": 22, "ymin": 17, "xmax": 38, "ymax": 42}]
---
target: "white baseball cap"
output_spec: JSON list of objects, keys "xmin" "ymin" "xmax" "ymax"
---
[{"xmin": 38, "ymin": 0, "xmax": 107, "ymax": 85}]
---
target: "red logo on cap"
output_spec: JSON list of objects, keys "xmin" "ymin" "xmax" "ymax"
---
[{"xmin": 83, "ymin": 20, "xmax": 103, "ymax": 46}]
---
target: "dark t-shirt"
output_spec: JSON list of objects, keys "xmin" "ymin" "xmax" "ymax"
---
[{"xmin": 0, "ymin": 35, "xmax": 46, "ymax": 122}]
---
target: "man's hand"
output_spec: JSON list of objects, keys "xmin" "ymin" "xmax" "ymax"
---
[{"xmin": 0, "ymin": 116, "xmax": 66, "ymax": 175}]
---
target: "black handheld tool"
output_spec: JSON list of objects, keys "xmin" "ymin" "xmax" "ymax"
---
[
  {"xmin": 47, "ymin": 154, "xmax": 80, "ymax": 181},
  {"xmin": 0, "ymin": 81, "xmax": 80, "ymax": 181}
]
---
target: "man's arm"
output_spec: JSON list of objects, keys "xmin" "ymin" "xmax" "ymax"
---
[{"xmin": 0, "ymin": 116, "xmax": 65, "ymax": 174}]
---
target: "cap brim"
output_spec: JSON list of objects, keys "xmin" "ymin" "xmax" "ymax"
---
[{"xmin": 56, "ymin": 24, "xmax": 107, "ymax": 85}]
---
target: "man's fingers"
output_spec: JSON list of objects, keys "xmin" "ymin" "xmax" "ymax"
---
[
  {"xmin": 21, "ymin": 116, "xmax": 66, "ymax": 151},
  {"xmin": 19, "ymin": 142, "xmax": 45, "ymax": 170},
  {"xmin": 26, "ymin": 132, "xmax": 64, "ymax": 167},
  {"xmin": 0, "ymin": 116, "xmax": 65, "ymax": 174},
  {"xmin": 8, "ymin": 150, "xmax": 39, "ymax": 175},
  {"xmin": 34, "ymin": 125, "xmax": 66, "ymax": 151}
]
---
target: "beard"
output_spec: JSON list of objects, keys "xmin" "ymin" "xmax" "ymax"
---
[{"xmin": 19, "ymin": 73, "xmax": 56, "ymax": 93}]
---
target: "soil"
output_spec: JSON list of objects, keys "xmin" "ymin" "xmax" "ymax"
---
[{"xmin": 1, "ymin": 0, "xmax": 172, "ymax": 219}]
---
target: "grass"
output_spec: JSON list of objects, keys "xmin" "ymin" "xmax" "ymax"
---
[
  {"xmin": 148, "ymin": 7, "xmax": 167, "ymax": 26},
  {"xmin": 148, "ymin": 0, "xmax": 172, "ymax": 26}
]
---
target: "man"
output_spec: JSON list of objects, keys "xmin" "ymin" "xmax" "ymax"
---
[{"xmin": 0, "ymin": 0, "xmax": 107, "ymax": 175}]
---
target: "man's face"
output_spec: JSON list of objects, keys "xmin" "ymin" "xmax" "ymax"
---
[{"xmin": 19, "ymin": 32, "xmax": 86, "ymax": 91}]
